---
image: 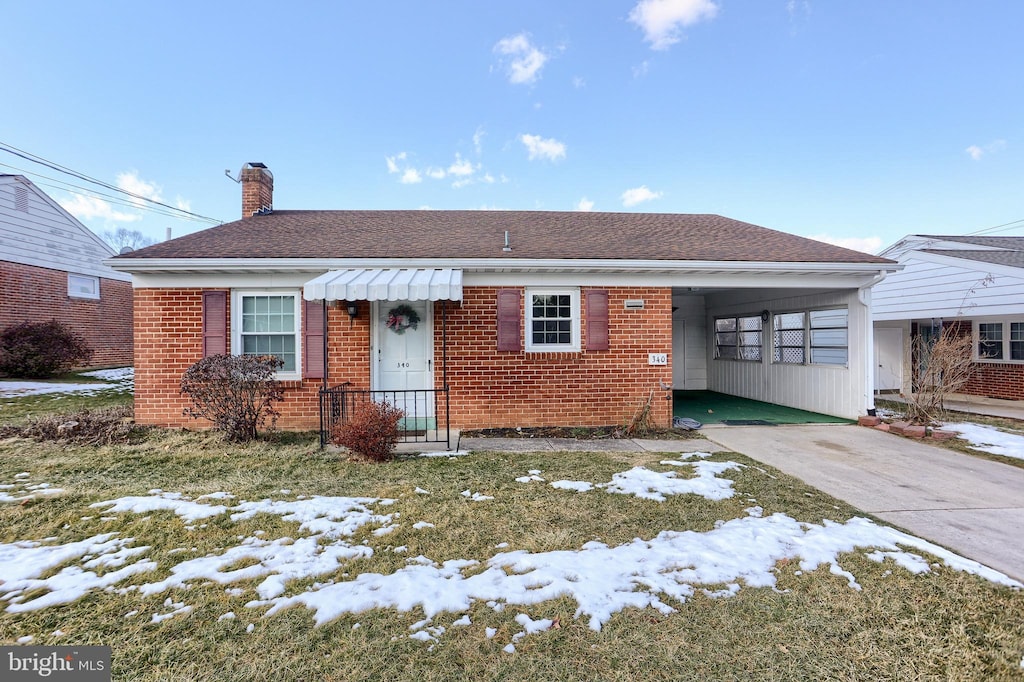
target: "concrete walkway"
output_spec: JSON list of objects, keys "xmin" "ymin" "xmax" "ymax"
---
[{"xmin": 703, "ymin": 424, "xmax": 1024, "ymax": 581}]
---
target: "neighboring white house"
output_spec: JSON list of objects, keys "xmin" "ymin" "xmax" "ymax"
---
[
  {"xmin": 872, "ymin": 234, "xmax": 1024, "ymax": 401},
  {"xmin": 0, "ymin": 174, "xmax": 134, "ymax": 367}
]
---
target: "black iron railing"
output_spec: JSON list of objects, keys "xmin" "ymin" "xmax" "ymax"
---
[{"xmin": 319, "ymin": 383, "xmax": 451, "ymax": 449}]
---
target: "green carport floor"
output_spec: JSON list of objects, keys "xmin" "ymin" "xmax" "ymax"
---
[{"xmin": 673, "ymin": 390, "xmax": 852, "ymax": 426}]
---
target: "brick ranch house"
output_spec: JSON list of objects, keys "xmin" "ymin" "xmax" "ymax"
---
[
  {"xmin": 873, "ymin": 234, "xmax": 1024, "ymax": 402},
  {"xmin": 1, "ymin": 174, "xmax": 132, "ymax": 368},
  {"xmin": 109, "ymin": 163, "xmax": 898, "ymax": 439}
]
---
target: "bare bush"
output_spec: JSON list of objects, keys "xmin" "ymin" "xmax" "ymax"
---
[
  {"xmin": 905, "ymin": 326, "xmax": 975, "ymax": 424},
  {"xmin": 330, "ymin": 401, "xmax": 405, "ymax": 461},
  {"xmin": 180, "ymin": 354, "xmax": 284, "ymax": 442}
]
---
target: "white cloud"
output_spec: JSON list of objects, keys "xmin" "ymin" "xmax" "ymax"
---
[
  {"xmin": 59, "ymin": 194, "xmax": 141, "ymax": 224},
  {"xmin": 520, "ymin": 134, "xmax": 567, "ymax": 162},
  {"xmin": 116, "ymin": 171, "xmax": 163, "ymax": 209},
  {"xmin": 621, "ymin": 186, "xmax": 663, "ymax": 207},
  {"xmin": 629, "ymin": 0, "xmax": 719, "ymax": 50},
  {"xmin": 573, "ymin": 76, "xmax": 586, "ymax": 89},
  {"xmin": 787, "ymin": 0, "xmax": 812, "ymax": 19},
  {"xmin": 494, "ymin": 33, "xmax": 548, "ymax": 84},
  {"xmin": 473, "ymin": 127, "xmax": 485, "ymax": 155},
  {"xmin": 425, "ymin": 167, "xmax": 447, "ymax": 180},
  {"xmin": 448, "ymin": 154, "xmax": 476, "ymax": 177},
  {"xmin": 482, "ymin": 173, "xmax": 496, "ymax": 184},
  {"xmin": 633, "ymin": 60, "xmax": 651, "ymax": 79},
  {"xmin": 575, "ymin": 197, "xmax": 595, "ymax": 212},
  {"xmin": 400, "ymin": 168, "xmax": 422, "ymax": 184},
  {"xmin": 385, "ymin": 152, "xmax": 407, "ymax": 174},
  {"xmin": 808, "ymin": 234, "xmax": 883, "ymax": 255},
  {"xmin": 175, "ymin": 196, "xmax": 191, "ymax": 212},
  {"xmin": 966, "ymin": 139, "xmax": 1006, "ymax": 161}
]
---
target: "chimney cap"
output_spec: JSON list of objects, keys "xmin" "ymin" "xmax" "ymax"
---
[{"xmin": 246, "ymin": 162, "xmax": 268, "ymax": 169}]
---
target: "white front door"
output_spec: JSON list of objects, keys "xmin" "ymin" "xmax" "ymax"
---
[
  {"xmin": 874, "ymin": 327, "xmax": 903, "ymax": 392},
  {"xmin": 373, "ymin": 300, "xmax": 434, "ymax": 426}
]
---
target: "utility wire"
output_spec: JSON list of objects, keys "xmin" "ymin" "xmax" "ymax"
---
[
  {"xmin": 965, "ymin": 217, "xmax": 1024, "ymax": 237},
  {"xmin": 0, "ymin": 161, "xmax": 216, "ymax": 224},
  {"xmin": 0, "ymin": 141, "xmax": 223, "ymax": 224}
]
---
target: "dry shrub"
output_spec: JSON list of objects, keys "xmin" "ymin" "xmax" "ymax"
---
[
  {"xmin": 907, "ymin": 326, "xmax": 975, "ymax": 424},
  {"xmin": 330, "ymin": 401, "xmax": 405, "ymax": 461},
  {"xmin": 0, "ymin": 406, "xmax": 145, "ymax": 445},
  {"xmin": 180, "ymin": 354, "xmax": 284, "ymax": 442},
  {"xmin": 0, "ymin": 320, "xmax": 92, "ymax": 378}
]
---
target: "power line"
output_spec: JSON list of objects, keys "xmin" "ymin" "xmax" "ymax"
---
[
  {"xmin": 0, "ymin": 141, "xmax": 223, "ymax": 224},
  {"xmin": 0, "ymin": 161, "xmax": 216, "ymax": 224},
  {"xmin": 966, "ymin": 217, "xmax": 1024, "ymax": 237}
]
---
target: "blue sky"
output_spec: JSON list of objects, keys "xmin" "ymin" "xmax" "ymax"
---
[{"xmin": 2, "ymin": 1, "xmax": 1021, "ymax": 254}]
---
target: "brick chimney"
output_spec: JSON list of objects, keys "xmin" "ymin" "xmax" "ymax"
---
[{"xmin": 240, "ymin": 162, "xmax": 273, "ymax": 218}]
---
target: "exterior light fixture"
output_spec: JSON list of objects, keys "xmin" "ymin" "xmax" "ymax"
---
[{"xmin": 347, "ymin": 303, "xmax": 358, "ymax": 320}]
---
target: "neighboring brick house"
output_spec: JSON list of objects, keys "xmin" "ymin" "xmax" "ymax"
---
[
  {"xmin": 873, "ymin": 234, "xmax": 1024, "ymax": 401},
  {"xmin": 110, "ymin": 163, "xmax": 897, "ymax": 437},
  {"xmin": 0, "ymin": 175, "xmax": 133, "ymax": 368}
]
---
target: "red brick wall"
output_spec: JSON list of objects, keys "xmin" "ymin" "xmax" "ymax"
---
[
  {"xmin": 436, "ymin": 286, "xmax": 674, "ymax": 429},
  {"xmin": 962, "ymin": 363, "xmax": 1024, "ymax": 400},
  {"xmin": 0, "ymin": 261, "xmax": 133, "ymax": 368},
  {"xmin": 133, "ymin": 286, "xmax": 674, "ymax": 431}
]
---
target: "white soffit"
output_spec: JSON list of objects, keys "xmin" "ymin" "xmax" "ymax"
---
[{"xmin": 303, "ymin": 268, "xmax": 463, "ymax": 302}]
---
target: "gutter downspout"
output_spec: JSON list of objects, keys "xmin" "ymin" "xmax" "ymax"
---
[{"xmin": 858, "ymin": 271, "xmax": 889, "ymax": 415}]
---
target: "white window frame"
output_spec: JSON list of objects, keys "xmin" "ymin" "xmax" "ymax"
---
[
  {"xmin": 231, "ymin": 290, "xmax": 302, "ymax": 380},
  {"xmin": 771, "ymin": 307, "xmax": 849, "ymax": 367},
  {"xmin": 713, "ymin": 314, "xmax": 764, "ymax": 361},
  {"xmin": 68, "ymin": 273, "xmax": 100, "ymax": 300},
  {"xmin": 974, "ymin": 319, "xmax": 1024, "ymax": 364},
  {"xmin": 525, "ymin": 287, "xmax": 581, "ymax": 352}
]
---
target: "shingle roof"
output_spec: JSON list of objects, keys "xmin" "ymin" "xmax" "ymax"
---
[
  {"xmin": 923, "ymin": 249, "xmax": 1024, "ymax": 269},
  {"xmin": 117, "ymin": 210, "xmax": 891, "ymax": 264},
  {"xmin": 917, "ymin": 235, "xmax": 1024, "ymax": 250}
]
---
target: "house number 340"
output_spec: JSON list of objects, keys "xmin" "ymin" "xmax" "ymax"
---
[{"xmin": 397, "ymin": 362, "xmax": 410, "ymax": 368}]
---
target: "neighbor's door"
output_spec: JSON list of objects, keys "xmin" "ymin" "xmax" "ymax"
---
[
  {"xmin": 372, "ymin": 300, "xmax": 434, "ymax": 427},
  {"xmin": 874, "ymin": 327, "xmax": 903, "ymax": 392}
]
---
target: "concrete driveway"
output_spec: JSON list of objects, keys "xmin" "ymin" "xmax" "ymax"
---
[{"xmin": 703, "ymin": 424, "xmax": 1024, "ymax": 582}]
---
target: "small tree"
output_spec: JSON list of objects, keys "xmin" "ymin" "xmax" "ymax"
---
[
  {"xmin": 331, "ymin": 401, "xmax": 405, "ymax": 461},
  {"xmin": 0, "ymin": 320, "xmax": 93, "ymax": 378},
  {"xmin": 180, "ymin": 354, "xmax": 284, "ymax": 442},
  {"xmin": 905, "ymin": 325, "xmax": 975, "ymax": 424}
]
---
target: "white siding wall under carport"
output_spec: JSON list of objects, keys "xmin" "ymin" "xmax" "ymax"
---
[
  {"xmin": 672, "ymin": 293, "xmax": 707, "ymax": 390},
  {"xmin": 705, "ymin": 289, "xmax": 870, "ymax": 419}
]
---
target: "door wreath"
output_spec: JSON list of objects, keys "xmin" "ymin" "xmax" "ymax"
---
[{"xmin": 386, "ymin": 304, "xmax": 420, "ymax": 334}]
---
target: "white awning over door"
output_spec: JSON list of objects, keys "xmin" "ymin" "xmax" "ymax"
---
[{"xmin": 302, "ymin": 268, "xmax": 463, "ymax": 302}]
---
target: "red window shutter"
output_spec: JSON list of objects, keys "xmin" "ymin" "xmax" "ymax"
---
[
  {"xmin": 586, "ymin": 289, "xmax": 609, "ymax": 351},
  {"xmin": 496, "ymin": 289, "xmax": 522, "ymax": 351},
  {"xmin": 202, "ymin": 290, "xmax": 227, "ymax": 357},
  {"xmin": 304, "ymin": 299, "xmax": 325, "ymax": 379}
]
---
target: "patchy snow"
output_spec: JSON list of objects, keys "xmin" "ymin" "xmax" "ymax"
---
[
  {"xmin": 414, "ymin": 487, "xmax": 431, "ymax": 495},
  {"xmin": 1, "ymin": 463, "xmax": 1020, "ymax": 650},
  {"xmin": 416, "ymin": 451, "xmax": 471, "ymax": 458},
  {"xmin": 0, "ymin": 367, "xmax": 133, "ymax": 397},
  {"xmin": 0, "ymin": 479, "xmax": 65, "ymax": 503},
  {"xmin": 550, "ymin": 480, "xmax": 593, "ymax": 492},
  {"xmin": 942, "ymin": 422, "xmax": 1024, "ymax": 460},
  {"xmin": 413, "ymin": 521, "xmax": 435, "ymax": 530},
  {"xmin": 460, "ymin": 490, "xmax": 494, "ymax": 502}
]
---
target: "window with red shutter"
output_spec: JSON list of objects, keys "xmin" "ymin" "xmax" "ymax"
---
[
  {"xmin": 496, "ymin": 289, "xmax": 522, "ymax": 351},
  {"xmin": 586, "ymin": 290, "xmax": 609, "ymax": 351},
  {"xmin": 304, "ymin": 299, "xmax": 325, "ymax": 379},
  {"xmin": 202, "ymin": 290, "xmax": 227, "ymax": 357}
]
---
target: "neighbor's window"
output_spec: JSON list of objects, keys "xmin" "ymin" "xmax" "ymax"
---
[
  {"xmin": 714, "ymin": 315, "xmax": 762, "ymax": 361},
  {"xmin": 773, "ymin": 307, "xmax": 849, "ymax": 366},
  {"xmin": 525, "ymin": 288, "xmax": 580, "ymax": 352},
  {"xmin": 978, "ymin": 322, "xmax": 1003, "ymax": 360},
  {"xmin": 976, "ymin": 321, "xmax": 1024, "ymax": 362},
  {"xmin": 232, "ymin": 291, "xmax": 300, "ymax": 377},
  {"xmin": 773, "ymin": 312, "xmax": 806, "ymax": 364},
  {"xmin": 68, "ymin": 274, "xmax": 100, "ymax": 300}
]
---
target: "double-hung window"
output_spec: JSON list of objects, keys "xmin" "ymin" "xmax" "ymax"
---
[
  {"xmin": 232, "ymin": 291, "xmax": 301, "ymax": 379},
  {"xmin": 714, "ymin": 315, "xmax": 763, "ymax": 360},
  {"xmin": 976, "ymin": 321, "xmax": 1024, "ymax": 362},
  {"xmin": 525, "ymin": 288, "xmax": 580, "ymax": 352}
]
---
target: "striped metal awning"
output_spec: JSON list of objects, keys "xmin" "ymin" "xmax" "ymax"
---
[{"xmin": 302, "ymin": 268, "xmax": 463, "ymax": 302}]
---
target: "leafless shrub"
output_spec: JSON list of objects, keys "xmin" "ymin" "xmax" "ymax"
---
[
  {"xmin": 180, "ymin": 354, "xmax": 284, "ymax": 442},
  {"xmin": 0, "ymin": 406, "xmax": 145, "ymax": 445},
  {"xmin": 906, "ymin": 326, "xmax": 975, "ymax": 424}
]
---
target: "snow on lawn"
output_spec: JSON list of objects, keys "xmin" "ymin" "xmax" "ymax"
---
[
  {"xmin": 942, "ymin": 422, "xmax": 1024, "ymax": 461},
  {"xmin": 520, "ymin": 456, "xmax": 740, "ymax": 501},
  {"xmin": 0, "ymin": 464, "xmax": 1020, "ymax": 649},
  {"xmin": 0, "ymin": 477, "xmax": 65, "ymax": 503},
  {"xmin": 0, "ymin": 367, "xmax": 134, "ymax": 397}
]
